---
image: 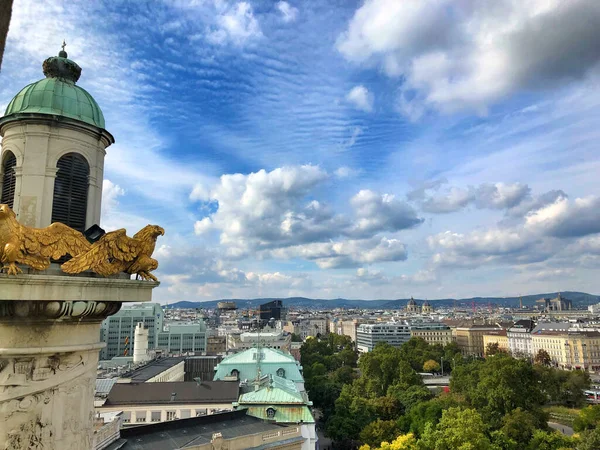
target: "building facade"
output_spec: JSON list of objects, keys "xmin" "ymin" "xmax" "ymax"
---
[
  {"xmin": 482, "ymin": 330, "xmax": 509, "ymax": 355},
  {"xmin": 454, "ymin": 325, "xmax": 502, "ymax": 357},
  {"xmin": 507, "ymin": 319, "xmax": 535, "ymax": 358},
  {"xmin": 356, "ymin": 322, "xmax": 411, "ymax": 353},
  {"xmin": 531, "ymin": 331, "xmax": 600, "ymax": 371},
  {"xmin": 410, "ymin": 322, "xmax": 453, "ymax": 345},
  {"xmin": 156, "ymin": 322, "xmax": 207, "ymax": 355}
]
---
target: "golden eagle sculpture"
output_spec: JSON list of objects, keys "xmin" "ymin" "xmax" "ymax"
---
[
  {"xmin": 61, "ymin": 225, "xmax": 165, "ymax": 281},
  {"xmin": 0, "ymin": 203, "xmax": 91, "ymax": 275}
]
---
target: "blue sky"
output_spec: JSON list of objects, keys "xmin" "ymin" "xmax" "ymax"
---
[{"xmin": 2, "ymin": 0, "xmax": 600, "ymax": 302}]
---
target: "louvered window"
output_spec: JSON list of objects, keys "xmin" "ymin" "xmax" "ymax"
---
[
  {"xmin": 1, "ymin": 151, "xmax": 16, "ymax": 209},
  {"xmin": 51, "ymin": 153, "xmax": 89, "ymax": 232}
]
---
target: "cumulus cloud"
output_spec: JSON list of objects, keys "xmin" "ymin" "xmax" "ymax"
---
[
  {"xmin": 525, "ymin": 195, "xmax": 600, "ymax": 237},
  {"xmin": 101, "ymin": 180, "xmax": 125, "ymax": 216},
  {"xmin": 276, "ymin": 1, "xmax": 298, "ymax": 23},
  {"xmin": 350, "ymin": 189, "xmax": 423, "ymax": 235},
  {"xmin": 346, "ymin": 85, "xmax": 374, "ymax": 112},
  {"xmin": 190, "ymin": 166, "xmax": 422, "ymax": 267},
  {"xmin": 412, "ymin": 180, "xmax": 530, "ymax": 214},
  {"xmin": 337, "ymin": 0, "xmax": 600, "ymax": 115},
  {"xmin": 207, "ymin": 2, "xmax": 262, "ymax": 46}
]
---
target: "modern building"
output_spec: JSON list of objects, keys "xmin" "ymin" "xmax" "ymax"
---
[
  {"xmin": 409, "ymin": 322, "xmax": 453, "ymax": 345},
  {"xmin": 356, "ymin": 322, "xmax": 411, "ymax": 353},
  {"xmin": 100, "ymin": 303, "xmax": 164, "ymax": 360},
  {"xmin": 100, "ymin": 304, "xmax": 208, "ymax": 360},
  {"xmin": 260, "ymin": 300, "xmax": 286, "ymax": 325},
  {"xmin": 98, "ymin": 381, "xmax": 239, "ymax": 425},
  {"xmin": 454, "ymin": 324, "xmax": 502, "ymax": 357},
  {"xmin": 214, "ymin": 347, "xmax": 305, "ymax": 392},
  {"xmin": 482, "ymin": 330, "xmax": 509, "ymax": 355},
  {"xmin": 157, "ymin": 322, "xmax": 207, "ymax": 355},
  {"xmin": 507, "ymin": 319, "xmax": 535, "ymax": 358}
]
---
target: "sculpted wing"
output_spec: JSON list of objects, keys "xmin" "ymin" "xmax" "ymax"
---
[
  {"xmin": 18, "ymin": 223, "xmax": 91, "ymax": 271},
  {"xmin": 61, "ymin": 229, "xmax": 142, "ymax": 276}
]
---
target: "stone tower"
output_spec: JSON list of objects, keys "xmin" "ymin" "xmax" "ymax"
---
[
  {"xmin": 0, "ymin": 47, "xmax": 157, "ymax": 449},
  {"xmin": 0, "ymin": 45, "xmax": 113, "ymax": 230}
]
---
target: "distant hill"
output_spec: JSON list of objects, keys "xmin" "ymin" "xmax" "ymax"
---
[{"xmin": 167, "ymin": 291, "xmax": 600, "ymax": 310}]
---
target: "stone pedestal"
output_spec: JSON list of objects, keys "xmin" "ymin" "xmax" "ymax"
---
[{"xmin": 0, "ymin": 274, "xmax": 157, "ymax": 450}]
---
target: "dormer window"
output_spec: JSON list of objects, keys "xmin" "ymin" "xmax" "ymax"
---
[
  {"xmin": 230, "ymin": 369, "xmax": 239, "ymax": 378},
  {"xmin": 266, "ymin": 407, "xmax": 276, "ymax": 419},
  {"xmin": 276, "ymin": 368, "xmax": 285, "ymax": 378}
]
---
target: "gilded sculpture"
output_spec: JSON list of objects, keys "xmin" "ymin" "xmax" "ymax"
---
[
  {"xmin": 61, "ymin": 225, "xmax": 165, "ymax": 281},
  {"xmin": 0, "ymin": 204, "xmax": 90, "ymax": 276},
  {"xmin": 0, "ymin": 204, "xmax": 164, "ymax": 281}
]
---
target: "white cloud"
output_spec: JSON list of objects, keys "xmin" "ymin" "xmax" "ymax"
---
[
  {"xmin": 334, "ymin": 166, "xmax": 359, "ymax": 178},
  {"xmin": 346, "ymin": 85, "xmax": 374, "ymax": 112},
  {"xmin": 276, "ymin": 1, "xmax": 298, "ymax": 23},
  {"xmin": 525, "ymin": 195, "xmax": 600, "ymax": 237},
  {"xmin": 207, "ymin": 2, "xmax": 262, "ymax": 46},
  {"xmin": 101, "ymin": 179, "xmax": 125, "ymax": 217},
  {"xmin": 337, "ymin": 0, "xmax": 600, "ymax": 116}
]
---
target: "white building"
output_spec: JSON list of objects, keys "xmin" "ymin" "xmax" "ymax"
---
[
  {"xmin": 507, "ymin": 319, "xmax": 536, "ymax": 357},
  {"xmin": 356, "ymin": 322, "xmax": 411, "ymax": 353}
]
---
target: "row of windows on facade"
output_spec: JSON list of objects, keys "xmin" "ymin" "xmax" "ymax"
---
[{"xmin": 1, "ymin": 151, "xmax": 90, "ymax": 232}]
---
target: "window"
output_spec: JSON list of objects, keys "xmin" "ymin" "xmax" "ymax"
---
[
  {"xmin": 266, "ymin": 408, "xmax": 276, "ymax": 419},
  {"xmin": 51, "ymin": 153, "xmax": 89, "ymax": 232},
  {"xmin": 166, "ymin": 411, "xmax": 177, "ymax": 421},
  {"xmin": 122, "ymin": 411, "xmax": 131, "ymax": 423},
  {"xmin": 180, "ymin": 409, "xmax": 191, "ymax": 419},
  {"xmin": 151, "ymin": 411, "xmax": 161, "ymax": 422},
  {"xmin": 276, "ymin": 368, "xmax": 285, "ymax": 378},
  {"xmin": 1, "ymin": 151, "xmax": 16, "ymax": 209}
]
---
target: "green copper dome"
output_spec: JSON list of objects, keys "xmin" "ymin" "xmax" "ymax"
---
[{"xmin": 3, "ymin": 47, "xmax": 105, "ymax": 129}]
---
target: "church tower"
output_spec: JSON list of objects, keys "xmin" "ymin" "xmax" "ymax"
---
[
  {"xmin": 0, "ymin": 43, "xmax": 113, "ymax": 231},
  {"xmin": 0, "ymin": 46, "xmax": 157, "ymax": 450}
]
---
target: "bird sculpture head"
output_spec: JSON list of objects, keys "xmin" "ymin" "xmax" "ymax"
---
[{"xmin": 0, "ymin": 204, "xmax": 16, "ymax": 219}]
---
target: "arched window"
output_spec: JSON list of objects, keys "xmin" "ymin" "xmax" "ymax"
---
[
  {"xmin": 276, "ymin": 368, "xmax": 285, "ymax": 378},
  {"xmin": 266, "ymin": 407, "xmax": 276, "ymax": 419},
  {"xmin": 1, "ymin": 151, "xmax": 16, "ymax": 209},
  {"xmin": 230, "ymin": 369, "xmax": 239, "ymax": 378},
  {"xmin": 52, "ymin": 153, "xmax": 89, "ymax": 232}
]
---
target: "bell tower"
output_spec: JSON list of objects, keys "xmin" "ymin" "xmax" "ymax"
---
[
  {"xmin": 0, "ymin": 46, "xmax": 157, "ymax": 450},
  {"xmin": 0, "ymin": 43, "xmax": 113, "ymax": 231}
]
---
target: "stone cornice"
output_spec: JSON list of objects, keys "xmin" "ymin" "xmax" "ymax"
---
[
  {"xmin": 0, "ymin": 274, "xmax": 158, "ymax": 302},
  {"xmin": 0, "ymin": 300, "xmax": 122, "ymax": 323}
]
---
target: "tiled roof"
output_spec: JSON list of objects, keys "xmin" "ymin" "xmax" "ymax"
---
[{"xmin": 104, "ymin": 381, "xmax": 239, "ymax": 406}]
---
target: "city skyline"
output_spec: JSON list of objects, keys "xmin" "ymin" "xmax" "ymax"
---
[{"xmin": 2, "ymin": 0, "xmax": 600, "ymax": 302}]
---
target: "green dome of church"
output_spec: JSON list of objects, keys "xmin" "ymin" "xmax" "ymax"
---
[{"xmin": 3, "ymin": 46, "xmax": 105, "ymax": 129}]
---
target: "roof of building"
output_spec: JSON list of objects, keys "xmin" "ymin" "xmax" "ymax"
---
[
  {"xmin": 2, "ymin": 50, "xmax": 105, "ymax": 129},
  {"xmin": 112, "ymin": 409, "xmax": 295, "ymax": 450},
  {"xmin": 104, "ymin": 381, "xmax": 239, "ymax": 406},
  {"xmin": 483, "ymin": 330, "xmax": 508, "ymax": 337},
  {"xmin": 242, "ymin": 405, "xmax": 315, "ymax": 424},
  {"xmin": 120, "ymin": 357, "xmax": 185, "ymax": 382},
  {"xmin": 214, "ymin": 348, "xmax": 303, "ymax": 383},
  {"xmin": 238, "ymin": 376, "xmax": 304, "ymax": 405},
  {"xmin": 96, "ymin": 378, "xmax": 118, "ymax": 395}
]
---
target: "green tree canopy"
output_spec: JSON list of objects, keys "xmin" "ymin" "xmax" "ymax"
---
[
  {"xmin": 359, "ymin": 419, "xmax": 402, "ymax": 448},
  {"xmin": 419, "ymin": 407, "xmax": 493, "ymax": 450},
  {"xmin": 423, "ymin": 359, "xmax": 441, "ymax": 373},
  {"xmin": 573, "ymin": 405, "xmax": 600, "ymax": 432}
]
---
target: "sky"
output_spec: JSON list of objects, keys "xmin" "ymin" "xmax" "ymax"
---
[{"xmin": 2, "ymin": 0, "xmax": 600, "ymax": 303}]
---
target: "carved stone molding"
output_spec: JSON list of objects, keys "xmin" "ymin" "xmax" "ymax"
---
[{"xmin": 0, "ymin": 300, "xmax": 121, "ymax": 322}]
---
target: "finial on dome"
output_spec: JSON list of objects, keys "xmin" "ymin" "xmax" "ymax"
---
[{"xmin": 59, "ymin": 40, "xmax": 68, "ymax": 58}]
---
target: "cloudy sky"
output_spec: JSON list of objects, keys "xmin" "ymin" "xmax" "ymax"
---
[{"xmin": 2, "ymin": 0, "xmax": 600, "ymax": 302}]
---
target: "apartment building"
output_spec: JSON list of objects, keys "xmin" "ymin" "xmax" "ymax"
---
[{"xmin": 356, "ymin": 322, "xmax": 411, "ymax": 353}]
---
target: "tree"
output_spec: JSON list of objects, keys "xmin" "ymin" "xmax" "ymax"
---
[
  {"xmin": 423, "ymin": 359, "xmax": 441, "ymax": 373},
  {"xmin": 359, "ymin": 419, "xmax": 401, "ymax": 448},
  {"xmin": 419, "ymin": 407, "xmax": 493, "ymax": 450},
  {"xmin": 290, "ymin": 332, "xmax": 303, "ymax": 342},
  {"xmin": 401, "ymin": 394, "xmax": 466, "ymax": 437},
  {"xmin": 451, "ymin": 353, "xmax": 546, "ymax": 428},
  {"xmin": 534, "ymin": 349, "xmax": 551, "ymax": 366},
  {"xmin": 359, "ymin": 433, "xmax": 419, "ymax": 450},
  {"xmin": 526, "ymin": 429, "xmax": 576, "ymax": 450},
  {"xmin": 573, "ymin": 405, "xmax": 600, "ymax": 432},
  {"xmin": 387, "ymin": 384, "xmax": 432, "ymax": 414},
  {"xmin": 577, "ymin": 427, "xmax": 600, "ymax": 450},
  {"xmin": 486, "ymin": 342, "xmax": 504, "ymax": 356},
  {"xmin": 500, "ymin": 408, "xmax": 544, "ymax": 444}
]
